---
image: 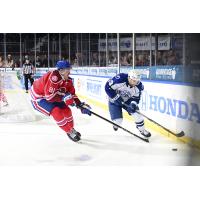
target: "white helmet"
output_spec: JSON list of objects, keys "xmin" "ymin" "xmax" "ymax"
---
[{"xmin": 128, "ymin": 70, "xmax": 140, "ymax": 81}]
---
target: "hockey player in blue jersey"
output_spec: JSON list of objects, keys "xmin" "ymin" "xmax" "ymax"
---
[{"xmin": 105, "ymin": 70, "xmax": 151, "ymax": 138}]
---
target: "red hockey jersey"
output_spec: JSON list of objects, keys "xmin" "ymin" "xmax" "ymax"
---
[{"xmin": 31, "ymin": 70, "xmax": 81, "ymax": 104}]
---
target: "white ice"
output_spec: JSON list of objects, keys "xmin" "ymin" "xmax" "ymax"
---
[{"xmin": 1, "ymin": 93, "xmax": 200, "ymax": 166}]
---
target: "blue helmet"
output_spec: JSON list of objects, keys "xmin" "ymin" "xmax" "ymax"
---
[{"xmin": 56, "ymin": 60, "xmax": 71, "ymax": 70}]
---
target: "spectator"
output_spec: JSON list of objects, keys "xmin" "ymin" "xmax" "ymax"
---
[
  {"xmin": 5, "ymin": 54, "xmax": 14, "ymax": 68},
  {"xmin": 91, "ymin": 52, "xmax": 98, "ymax": 66},
  {"xmin": 167, "ymin": 50, "xmax": 178, "ymax": 65},
  {"xmin": 127, "ymin": 53, "xmax": 133, "ymax": 65},
  {"xmin": 143, "ymin": 53, "xmax": 150, "ymax": 66},
  {"xmin": 137, "ymin": 54, "xmax": 145, "ymax": 66},
  {"xmin": 13, "ymin": 62, "xmax": 19, "ymax": 69},
  {"xmin": 42, "ymin": 54, "xmax": 52, "ymax": 67},
  {"xmin": 33, "ymin": 55, "xmax": 42, "ymax": 68},
  {"xmin": 120, "ymin": 53, "xmax": 129, "ymax": 66},
  {"xmin": 0, "ymin": 56, "xmax": 5, "ymax": 68},
  {"xmin": 162, "ymin": 51, "xmax": 168, "ymax": 65},
  {"xmin": 73, "ymin": 58, "xmax": 78, "ymax": 66},
  {"xmin": 156, "ymin": 51, "xmax": 163, "ymax": 65},
  {"xmin": 99, "ymin": 53, "xmax": 106, "ymax": 66}
]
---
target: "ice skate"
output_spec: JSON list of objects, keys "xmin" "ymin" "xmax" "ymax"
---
[
  {"xmin": 139, "ymin": 129, "xmax": 151, "ymax": 138},
  {"xmin": 2, "ymin": 102, "xmax": 8, "ymax": 107},
  {"xmin": 67, "ymin": 128, "xmax": 81, "ymax": 142}
]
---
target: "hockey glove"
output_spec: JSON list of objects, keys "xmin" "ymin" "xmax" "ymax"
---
[
  {"xmin": 111, "ymin": 94, "xmax": 124, "ymax": 106},
  {"xmin": 126, "ymin": 101, "xmax": 139, "ymax": 114},
  {"xmin": 62, "ymin": 93, "xmax": 75, "ymax": 106},
  {"xmin": 79, "ymin": 102, "xmax": 92, "ymax": 116}
]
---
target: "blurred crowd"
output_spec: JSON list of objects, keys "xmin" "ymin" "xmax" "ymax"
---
[
  {"xmin": 0, "ymin": 54, "xmax": 51, "ymax": 70},
  {"xmin": 0, "ymin": 49, "xmax": 181, "ymax": 70}
]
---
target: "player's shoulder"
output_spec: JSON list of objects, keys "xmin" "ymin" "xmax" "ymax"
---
[
  {"xmin": 66, "ymin": 76, "xmax": 74, "ymax": 85},
  {"xmin": 107, "ymin": 73, "xmax": 127, "ymax": 87},
  {"xmin": 113, "ymin": 73, "xmax": 128, "ymax": 82},
  {"xmin": 68, "ymin": 76, "xmax": 73, "ymax": 81},
  {"xmin": 49, "ymin": 70, "xmax": 62, "ymax": 84}
]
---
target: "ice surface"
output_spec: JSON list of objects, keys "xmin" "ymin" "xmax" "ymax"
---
[{"xmin": 1, "ymin": 102, "xmax": 200, "ymax": 166}]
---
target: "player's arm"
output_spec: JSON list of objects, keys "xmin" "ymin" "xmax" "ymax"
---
[
  {"xmin": 135, "ymin": 81, "xmax": 144, "ymax": 92},
  {"xmin": 64, "ymin": 79, "xmax": 91, "ymax": 116},
  {"xmin": 105, "ymin": 78, "xmax": 118, "ymax": 99},
  {"xmin": 105, "ymin": 74, "xmax": 126, "ymax": 105}
]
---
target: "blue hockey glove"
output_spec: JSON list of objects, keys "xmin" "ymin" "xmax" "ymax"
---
[
  {"xmin": 111, "ymin": 94, "xmax": 124, "ymax": 106},
  {"xmin": 79, "ymin": 102, "xmax": 92, "ymax": 116},
  {"xmin": 126, "ymin": 101, "xmax": 139, "ymax": 114}
]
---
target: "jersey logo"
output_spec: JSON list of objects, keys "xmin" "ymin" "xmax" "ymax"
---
[
  {"xmin": 51, "ymin": 75, "xmax": 58, "ymax": 82},
  {"xmin": 49, "ymin": 87, "xmax": 55, "ymax": 93},
  {"xmin": 119, "ymin": 90, "xmax": 131, "ymax": 99}
]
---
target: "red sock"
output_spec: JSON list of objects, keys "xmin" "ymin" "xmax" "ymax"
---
[{"xmin": 50, "ymin": 106, "xmax": 74, "ymax": 133}]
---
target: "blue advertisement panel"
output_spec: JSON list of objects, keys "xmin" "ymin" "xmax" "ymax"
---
[{"xmin": 150, "ymin": 65, "xmax": 183, "ymax": 81}]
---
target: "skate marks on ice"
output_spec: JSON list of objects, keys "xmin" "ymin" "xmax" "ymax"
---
[{"xmin": 0, "ymin": 72, "xmax": 45, "ymax": 123}]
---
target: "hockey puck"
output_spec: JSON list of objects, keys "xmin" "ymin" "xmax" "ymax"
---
[{"xmin": 172, "ymin": 148, "xmax": 178, "ymax": 151}]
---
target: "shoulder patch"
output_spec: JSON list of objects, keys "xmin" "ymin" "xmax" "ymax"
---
[
  {"xmin": 51, "ymin": 75, "xmax": 58, "ymax": 82},
  {"xmin": 115, "ymin": 75, "xmax": 120, "ymax": 79},
  {"xmin": 49, "ymin": 70, "xmax": 62, "ymax": 83}
]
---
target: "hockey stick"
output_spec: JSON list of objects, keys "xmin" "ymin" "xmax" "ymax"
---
[
  {"xmin": 136, "ymin": 110, "xmax": 185, "ymax": 137},
  {"xmin": 122, "ymin": 103, "xmax": 185, "ymax": 138},
  {"xmin": 78, "ymin": 105, "xmax": 149, "ymax": 143}
]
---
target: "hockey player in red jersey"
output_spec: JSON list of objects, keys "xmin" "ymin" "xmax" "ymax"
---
[
  {"xmin": 0, "ymin": 91, "xmax": 8, "ymax": 106},
  {"xmin": 30, "ymin": 60, "xmax": 91, "ymax": 142},
  {"xmin": 0, "ymin": 74, "xmax": 8, "ymax": 107}
]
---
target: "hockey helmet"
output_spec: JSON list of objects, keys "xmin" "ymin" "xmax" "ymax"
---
[
  {"xmin": 128, "ymin": 70, "xmax": 140, "ymax": 81},
  {"xmin": 56, "ymin": 60, "xmax": 71, "ymax": 70}
]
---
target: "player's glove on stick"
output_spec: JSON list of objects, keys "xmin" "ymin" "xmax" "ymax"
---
[
  {"xmin": 79, "ymin": 102, "xmax": 92, "ymax": 116},
  {"xmin": 62, "ymin": 93, "xmax": 74, "ymax": 106},
  {"xmin": 126, "ymin": 101, "xmax": 139, "ymax": 113}
]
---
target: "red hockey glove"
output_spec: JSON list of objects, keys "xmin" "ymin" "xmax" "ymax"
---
[{"xmin": 62, "ymin": 93, "xmax": 74, "ymax": 106}]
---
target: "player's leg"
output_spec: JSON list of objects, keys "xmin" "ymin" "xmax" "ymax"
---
[
  {"xmin": 131, "ymin": 112, "xmax": 151, "ymax": 137},
  {"xmin": 51, "ymin": 104, "xmax": 80, "ymax": 142},
  {"xmin": 108, "ymin": 101, "xmax": 123, "ymax": 131},
  {"xmin": 31, "ymin": 99, "xmax": 52, "ymax": 116},
  {"xmin": 31, "ymin": 98, "xmax": 80, "ymax": 142},
  {"xmin": 29, "ymin": 74, "xmax": 34, "ymax": 86},
  {"xmin": 24, "ymin": 75, "xmax": 29, "ymax": 93},
  {"xmin": 32, "ymin": 99, "xmax": 73, "ymax": 133}
]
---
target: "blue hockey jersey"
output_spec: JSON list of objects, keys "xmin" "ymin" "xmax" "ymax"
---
[{"xmin": 105, "ymin": 73, "xmax": 144, "ymax": 104}]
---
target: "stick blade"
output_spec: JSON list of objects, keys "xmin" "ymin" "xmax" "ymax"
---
[{"xmin": 176, "ymin": 131, "xmax": 185, "ymax": 137}]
